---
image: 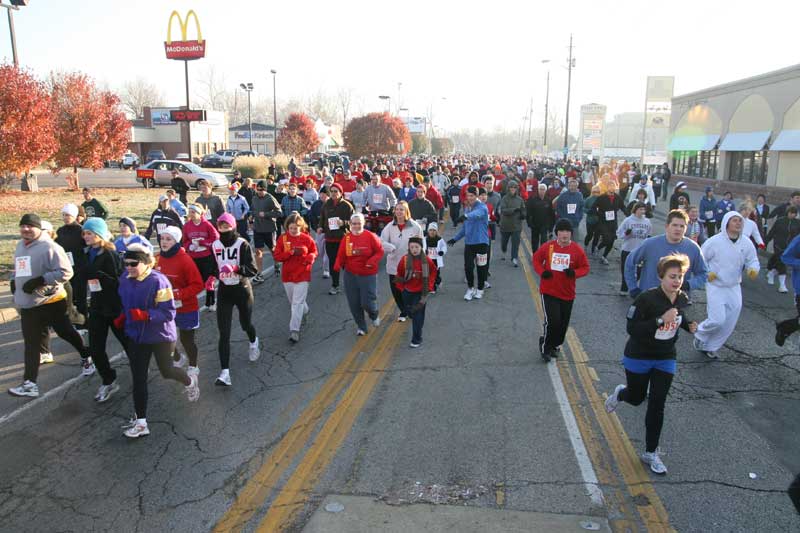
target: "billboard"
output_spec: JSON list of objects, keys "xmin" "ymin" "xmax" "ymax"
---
[
  {"xmin": 644, "ymin": 76, "xmax": 674, "ymax": 129},
  {"xmin": 165, "ymin": 10, "xmax": 206, "ymax": 60},
  {"xmin": 151, "ymin": 107, "xmax": 178, "ymax": 125},
  {"xmin": 402, "ymin": 117, "xmax": 427, "ymax": 135},
  {"xmin": 579, "ymin": 103, "xmax": 606, "ymax": 154}
]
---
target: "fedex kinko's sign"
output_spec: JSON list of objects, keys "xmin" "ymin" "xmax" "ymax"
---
[{"xmin": 164, "ymin": 10, "xmax": 206, "ymax": 60}]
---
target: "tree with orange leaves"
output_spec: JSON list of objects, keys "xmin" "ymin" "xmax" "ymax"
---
[
  {"xmin": 343, "ymin": 112, "xmax": 411, "ymax": 159},
  {"xmin": 277, "ymin": 112, "xmax": 319, "ymax": 157}
]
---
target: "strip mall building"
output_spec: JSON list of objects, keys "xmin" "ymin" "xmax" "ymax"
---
[{"xmin": 668, "ymin": 64, "xmax": 800, "ymax": 201}]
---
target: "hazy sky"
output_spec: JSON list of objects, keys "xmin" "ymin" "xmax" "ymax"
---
[{"xmin": 3, "ymin": 0, "xmax": 798, "ymax": 134}]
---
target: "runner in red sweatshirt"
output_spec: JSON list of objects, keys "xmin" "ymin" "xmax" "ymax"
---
[
  {"xmin": 394, "ymin": 236, "xmax": 437, "ymax": 348},
  {"xmin": 532, "ymin": 218, "xmax": 590, "ymax": 362},
  {"xmin": 271, "ymin": 213, "xmax": 318, "ymax": 343},
  {"xmin": 182, "ymin": 203, "xmax": 220, "ymax": 310}
]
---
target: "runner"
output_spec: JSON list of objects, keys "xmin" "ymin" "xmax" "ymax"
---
[
  {"xmin": 9, "ymin": 214, "xmax": 91, "ymax": 398},
  {"xmin": 775, "ymin": 232, "xmax": 800, "ymax": 346},
  {"xmin": 210, "ymin": 213, "xmax": 261, "ymax": 386},
  {"xmin": 408, "ymin": 186, "xmax": 437, "ymax": 231},
  {"xmin": 699, "ymin": 187, "xmax": 717, "ymax": 238},
  {"xmin": 226, "ymin": 182, "xmax": 251, "ymax": 236},
  {"xmin": 364, "ymin": 172, "xmax": 397, "ymax": 212},
  {"xmin": 425, "ymin": 223, "xmax": 447, "ymax": 293},
  {"xmin": 318, "ymin": 183, "xmax": 354, "ymax": 294},
  {"xmin": 616, "ymin": 203, "xmax": 652, "ymax": 296},
  {"xmin": 166, "ymin": 189, "xmax": 187, "ymax": 220},
  {"xmin": 447, "ymin": 186, "xmax": 490, "ymax": 301},
  {"xmin": 156, "ymin": 227, "xmax": 204, "ymax": 376},
  {"xmin": 394, "ymin": 236, "xmax": 437, "ymax": 348},
  {"xmin": 693, "ymin": 212, "xmax": 759, "ymax": 359},
  {"xmin": 498, "ymin": 180, "xmax": 526, "ymax": 267},
  {"xmin": 555, "ymin": 179, "xmax": 584, "ymax": 241},
  {"xmin": 82, "ymin": 218, "xmax": 127, "ymax": 400},
  {"xmin": 447, "ymin": 176, "xmax": 462, "ymax": 226},
  {"xmin": 182, "ymin": 203, "xmax": 220, "ymax": 310},
  {"xmin": 56, "ymin": 203, "xmax": 89, "ymax": 326},
  {"xmin": 309, "ymin": 189, "xmax": 330, "ymax": 276},
  {"xmin": 527, "ymin": 183, "xmax": 555, "ymax": 250},
  {"xmin": 668, "ymin": 182, "xmax": 691, "ymax": 211},
  {"xmin": 117, "ymin": 243, "xmax": 199, "ymax": 438},
  {"xmin": 592, "ymin": 187, "xmax": 626, "ymax": 265},
  {"xmin": 143, "ymin": 195, "xmax": 183, "ymax": 243},
  {"xmin": 333, "ymin": 213, "xmax": 384, "ymax": 335},
  {"xmin": 532, "ymin": 219, "xmax": 590, "ymax": 362},
  {"xmin": 714, "ymin": 192, "xmax": 736, "ymax": 233},
  {"xmin": 604, "ymin": 253, "xmax": 698, "ymax": 475},
  {"xmin": 81, "ymin": 188, "xmax": 109, "ymax": 220},
  {"xmin": 380, "ymin": 201, "xmax": 424, "ymax": 320},
  {"xmin": 250, "ymin": 180, "xmax": 283, "ymax": 283},
  {"xmin": 737, "ymin": 200, "xmax": 766, "ymax": 249},
  {"xmin": 271, "ymin": 213, "xmax": 318, "ymax": 343},
  {"xmin": 114, "ymin": 217, "xmax": 152, "ymax": 255},
  {"xmin": 195, "ymin": 180, "xmax": 225, "ymax": 226},
  {"xmin": 764, "ymin": 206, "xmax": 800, "ymax": 293}
]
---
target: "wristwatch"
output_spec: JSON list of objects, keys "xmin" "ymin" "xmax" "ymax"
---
[{"xmin": 656, "ymin": 318, "xmax": 664, "ymax": 327}]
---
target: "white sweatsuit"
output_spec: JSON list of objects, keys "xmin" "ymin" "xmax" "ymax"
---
[
  {"xmin": 695, "ymin": 211, "xmax": 760, "ymax": 352},
  {"xmin": 742, "ymin": 217, "xmax": 765, "ymax": 247}
]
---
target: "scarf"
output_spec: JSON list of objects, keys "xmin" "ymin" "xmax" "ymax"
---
[
  {"xmin": 219, "ymin": 229, "xmax": 239, "ymax": 247},
  {"xmin": 160, "ymin": 242, "xmax": 182, "ymax": 258},
  {"xmin": 403, "ymin": 252, "xmax": 430, "ymax": 298}
]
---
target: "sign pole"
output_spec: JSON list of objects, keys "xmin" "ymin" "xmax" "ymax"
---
[
  {"xmin": 640, "ymin": 77, "xmax": 649, "ymax": 168},
  {"xmin": 185, "ymin": 59, "xmax": 192, "ymax": 161}
]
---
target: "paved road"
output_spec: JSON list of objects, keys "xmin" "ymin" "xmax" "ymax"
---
[{"xmin": 0, "ymin": 212, "xmax": 797, "ymax": 532}]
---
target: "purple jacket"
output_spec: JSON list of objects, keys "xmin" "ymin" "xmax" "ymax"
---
[{"xmin": 118, "ymin": 268, "xmax": 177, "ymax": 344}]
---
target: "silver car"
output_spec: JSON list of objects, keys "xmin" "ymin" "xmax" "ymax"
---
[{"xmin": 136, "ymin": 160, "xmax": 229, "ymax": 189}]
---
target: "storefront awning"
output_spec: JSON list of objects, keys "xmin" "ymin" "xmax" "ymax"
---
[
  {"xmin": 719, "ymin": 130, "xmax": 771, "ymax": 151},
  {"xmin": 667, "ymin": 134, "xmax": 720, "ymax": 151},
  {"xmin": 769, "ymin": 129, "xmax": 800, "ymax": 151}
]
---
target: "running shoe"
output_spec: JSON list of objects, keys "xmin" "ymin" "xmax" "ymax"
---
[
  {"xmin": 704, "ymin": 350, "xmax": 719, "ymax": 359},
  {"xmin": 409, "ymin": 342, "xmax": 421, "ymax": 348},
  {"xmin": 215, "ymin": 369, "xmax": 231, "ymax": 386},
  {"xmin": 474, "ymin": 289, "xmax": 484, "ymax": 299},
  {"xmin": 207, "ymin": 304, "xmax": 217, "ymax": 312},
  {"xmin": 124, "ymin": 422, "xmax": 150, "ymax": 439},
  {"xmin": 599, "ymin": 256, "xmax": 609, "ymax": 265},
  {"xmin": 778, "ymin": 284, "xmax": 789, "ymax": 294},
  {"xmin": 776, "ymin": 321, "xmax": 793, "ymax": 347},
  {"xmin": 464, "ymin": 288, "xmax": 475, "ymax": 301},
  {"xmin": 356, "ymin": 329, "xmax": 366, "ymax": 336},
  {"xmin": 80, "ymin": 357, "xmax": 96, "ymax": 377},
  {"xmin": 618, "ymin": 290, "xmax": 628, "ymax": 296},
  {"xmin": 187, "ymin": 366, "xmax": 199, "ymax": 378},
  {"xmin": 397, "ymin": 315, "xmax": 407, "ymax": 322},
  {"xmin": 692, "ymin": 337, "xmax": 706, "ymax": 352},
  {"xmin": 173, "ymin": 352, "xmax": 188, "ymax": 369},
  {"xmin": 289, "ymin": 331, "xmax": 300, "ymax": 343},
  {"xmin": 95, "ymin": 381, "xmax": 120, "ymax": 403},
  {"xmin": 484, "ymin": 281, "xmax": 491, "ymax": 289},
  {"xmin": 328, "ymin": 287, "xmax": 340, "ymax": 295},
  {"xmin": 252, "ymin": 274, "xmax": 265, "ymax": 284},
  {"xmin": 512, "ymin": 259, "xmax": 519, "ymax": 267},
  {"xmin": 323, "ymin": 270, "xmax": 330, "ymax": 279},
  {"xmin": 39, "ymin": 352, "xmax": 54, "ymax": 364},
  {"xmin": 120, "ymin": 414, "xmax": 137, "ymax": 429},
  {"xmin": 641, "ymin": 451, "xmax": 667, "ymax": 475},
  {"xmin": 185, "ymin": 373, "xmax": 200, "ymax": 402},
  {"xmin": 604, "ymin": 384, "xmax": 626, "ymax": 413},
  {"xmin": 8, "ymin": 380, "xmax": 39, "ymax": 398},
  {"xmin": 372, "ymin": 316, "xmax": 381, "ymax": 327},
  {"xmin": 248, "ymin": 338, "xmax": 261, "ymax": 362},
  {"xmin": 541, "ymin": 350, "xmax": 551, "ymax": 363}
]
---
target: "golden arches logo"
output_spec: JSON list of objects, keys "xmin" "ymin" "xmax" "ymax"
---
[{"xmin": 166, "ymin": 10, "xmax": 203, "ymax": 45}]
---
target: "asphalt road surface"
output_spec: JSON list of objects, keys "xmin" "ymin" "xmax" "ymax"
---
[{"xmin": 0, "ymin": 208, "xmax": 797, "ymax": 532}]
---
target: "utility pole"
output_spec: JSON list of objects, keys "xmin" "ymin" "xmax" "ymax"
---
[
  {"xmin": 526, "ymin": 98, "xmax": 533, "ymax": 154},
  {"xmin": 542, "ymin": 59, "xmax": 551, "ymax": 154},
  {"xmin": 563, "ymin": 34, "xmax": 575, "ymax": 160},
  {"xmin": 271, "ymin": 69, "xmax": 277, "ymax": 155},
  {"xmin": 0, "ymin": 1, "xmax": 20, "ymax": 68}
]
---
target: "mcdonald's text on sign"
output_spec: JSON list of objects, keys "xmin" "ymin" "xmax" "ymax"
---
[{"xmin": 165, "ymin": 10, "xmax": 205, "ymax": 60}]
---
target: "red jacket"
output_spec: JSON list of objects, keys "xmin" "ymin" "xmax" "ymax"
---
[
  {"xmin": 394, "ymin": 254, "xmax": 437, "ymax": 293},
  {"xmin": 271, "ymin": 231, "xmax": 318, "ymax": 283},
  {"xmin": 532, "ymin": 240, "xmax": 590, "ymax": 301},
  {"xmin": 182, "ymin": 219, "xmax": 219, "ymax": 259},
  {"xmin": 155, "ymin": 248, "xmax": 204, "ymax": 313},
  {"xmin": 460, "ymin": 181, "xmax": 480, "ymax": 204},
  {"xmin": 425, "ymin": 186, "xmax": 444, "ymax": 210},
  {"xmin": 333, "ymin": 230, "xmax": 384, "ymax": 276}
]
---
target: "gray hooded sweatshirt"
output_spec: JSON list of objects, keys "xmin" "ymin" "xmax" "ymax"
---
[{"xmin": 12, "ymin": 233, "xmax": 73, "ymax": 309}]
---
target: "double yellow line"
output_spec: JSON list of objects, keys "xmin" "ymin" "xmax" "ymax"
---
[
  {"xmin": 214, "ymin": 299, "xmax": 404, "ymax": 532},
  {"xmin": 519, "ymin": 233, "xmax": 674, "ymax": 532}
]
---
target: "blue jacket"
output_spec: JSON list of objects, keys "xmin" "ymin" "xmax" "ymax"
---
[
  {"xmin": 114, "ymin": 234, "xmax": 152, "ymax": 256},
  {"xmin": 781, "ymin": 235, "xmax": 800, "ymax": 296},
  {"xmin": 698, "ymin": 196, "xmax": 716, "ymax": 222},
  {"xmin": 625, "ymin": 235, "xmax": 707, "ymax": 296},
  {"xmin": 398, "ymin": 187, "xmax": 417, "ymax": 203},
  {"xmin": 452, "ymin": 201, "xmax": 490, "ymax": 245},
  {"xmin": 555, "ymin": 190, "xmax": 584, "ymax": 228},
  {"xmin": 281, "ymin": 194, "xmax": 308, "ymax": 217},
  {"xmin": 715, "ymin": 199, "xmax": 735, "ymax": 223},
  {"xmin": 226, "ymin": 195, "xmax": 250, "ymax": 220},
  {"xmin": 118, "ymin": 268, "xmax": 177, "ymax": 344},
  {"xmin": 169, "ymin": 198, "xmax": 187, "ymax": 218}
]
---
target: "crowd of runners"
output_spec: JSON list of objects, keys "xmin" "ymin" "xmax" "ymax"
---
[{"xmin": 10, "ymin": 156, "xmax": 800, "ymax": 477}]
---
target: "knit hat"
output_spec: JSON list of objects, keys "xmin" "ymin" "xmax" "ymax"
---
[
  {"xmin": 329, "ymin": 183, "xmax": 343, "ymax": 193},
  {"xmin": 124, "ymin": 243, "xmax": 153, "ymax": 264},
  {"xmin": 19, "ymin": 213, "xmax": 42, "ymax": 229},
  {"xmin": 257, "ymin": 179, "xmax": 268, "ymax": 189},
  {"xmin": 158, "ymin": 194, "xmax": 169, "ymax": 202},
  {"xmin": 408, "ymin": 236, "xmax": 424, "ymax": 248},
  {"xmin": 229, "ymin": 182, "xmax": 241, "ymax": 192},
  {"xmin": 41, "ymin": 220, "xmax": 53, "ymax": 232},
  {"xmin": 82, "ymin": 217, "xmax": 111, "ymax": 240},
  {"xmin": 161, "ymin": 225, "xmax": 182, "ymax": 243},
  {"xmin": 61, "ymin": 204, "xmax": 79, "ymax": 217},
  {"xmin": 427, "ymin": 222, "xmax": 438, "ymax": 231},
  {"xmin": 554, "ymin": 218, "xmax": 573, "ymax": 234},
  {"xmin": 362, "ymin": 170, "xmax": 372, "ymax": 181},
  {"xmin": 705, "ymin": 186, "xmax": 713, "ymax": 193},
  {"xmin": 119, "ymin": 217, "xmax": 137, "ymax": 232},
  {"xmin": 217, "ymin": 212, "xmax": 236, "ymax": 228}
]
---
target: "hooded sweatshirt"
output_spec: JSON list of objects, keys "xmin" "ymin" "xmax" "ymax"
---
[
  {"xmin": 701, "ymin": 211, "xmax": 759, "ymax": 288},
  {"xmin": 271, "ymin": 231, "xmax": 318, "ymax": 283},
  {"xmin": 616, "ymin": 214, "xmax": 652, "ymax": 252},
  {"xmin": 12, "ymin": 233, "xmax": 72, "ymax": 309},
  {"xmin": 181, "ymin": 218, "xmax": 219, "ymax": 259},
  {"xmin": 555, "ymin": 190, "xmax": 584, "ymax": 229},
  {"xmin": 155, "ymin": 245, "xmax": 204, "ymax": 313},
  {"xmin": 380, "ymin": 219, "xmax": 425, "ymax": 275}
]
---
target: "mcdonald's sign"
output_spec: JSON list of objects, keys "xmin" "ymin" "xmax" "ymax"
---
[{"xmin": 164, "ymin": 10, "xmax": 206, "ymax": 60}]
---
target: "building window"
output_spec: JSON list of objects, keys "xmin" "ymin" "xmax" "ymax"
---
[
  {"xmin": 672, "ymin": 150, "xmax": 718, "ymax": 179},
  {"xmin": 728, "ymin": 151, "xmax": 767, "ymax": 184}
]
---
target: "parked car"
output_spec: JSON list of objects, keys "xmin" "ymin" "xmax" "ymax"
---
[
  {"xmin": 201, "ymin": 153, "xmax": 224, "ymax": 168},
  {"xmin": 215, "ymin": 149, "xmax": 239, "ymax": 164},
  {"xmin": 235, "ymin": 150, "xmax": 259, "ymax": 158},
  {"xmin": 145, "ymin": 149, "xmax": 166, "ymax": 163},
  {"xmin": 135, "ymin": 160, "xmax": 229, "ymax": 189},
  {"xmin": 175, "ymin": 153, "xmax": 191, "ymax": 162},
  {"xmin": 122, "ymin": 152, "xmax": 140, "ymax": 169}
]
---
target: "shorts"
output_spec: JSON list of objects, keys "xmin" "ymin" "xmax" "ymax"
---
[
  {"xmin": 253, "ymin": 231, "xmax": 275, "ymax": 250},
  {"xmin": 175, "ymin": 310, "xmax": 200, "ymax": 331},
  {"xmin": 622, "ymin": 356, "xmax": 676, "ymax": 375}
]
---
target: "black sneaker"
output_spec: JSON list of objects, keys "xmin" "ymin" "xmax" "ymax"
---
[
  {"xmin": 541, "ymin": 350, "xmax": 552, "ymax": 363},
  {"xmin": 538, "ymin": 335, "xmax": 545, "ymax": 355},
  {"xmin": 775, "ymin": 321, "xmax": 795, "ymax": 347}
]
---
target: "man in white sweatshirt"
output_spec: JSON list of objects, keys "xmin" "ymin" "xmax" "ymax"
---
[{"xmin": 693, "ymin": 211, "xmax": 760, "ymax": 358}]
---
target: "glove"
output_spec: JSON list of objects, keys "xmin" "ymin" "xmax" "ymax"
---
[
  {"xmin": 707, "ymin": 272, "xmax": 717, "ymax": 282},
  {"xmin": 758, "ymin": 243, "xmax": 766, "ymax": 250},
  {"xmin": 129, "ymin": 308, "xmax": 149, "ymax": 322},
  {"xmin": 292, "ymin": 246, "xmax": 306, "ymax": 256},
  {"xmin": 220, "ymin": 264, "xmax": 238, "ymax": 274},
  {"xmin": 747, "ymin": 269, "xmax": 758, "ymax": 280},
  {"xmin": 457, "ymin": 215, "xmax": 466, "ymax": 223},
  {"xmin": 629, "ymin": 288, "xmax": 642, "ymax": 299},
  {"xmin": 173, "ymin": 288, "xmax": 181, "ymax": 299},
  {"xmin": 541, "ymin": 270, "xmax": 553, "ymax": 279},
  {"xmin": 113, "ymin": 313, "xmax": 126, "ymax": 330},
  {"xmin": 447, "ymin": 239, "xmax": 456, "ymax": 247},
  {"xmin": 205, "ymin": 276, "xmax": 217, "ymax": 291},
  {"xmin": 438, "ymin": 251, "xmax": 444, "ymax": 256},
  {"xmin": 624, "ymin": 228, "xmax": 632, "ymax": 236},
  {"xmin": 565, "ymin": 268, "xmax": 576, "ymax": 278},
  {"xmin": 22, "ymin": 276, "xmax": 45, "ymax": 294}
]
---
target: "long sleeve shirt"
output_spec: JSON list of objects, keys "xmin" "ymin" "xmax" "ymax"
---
[
  {"xmin": 333, "ymin": 230, "xmax": 384, "ymax": 276},
  {"xmin": 532, "ymin": 239, "xmax": 590, "ymax": 301},
  {"xmin": 281, "ymin": 194, "xmax": 308, "ymax": 217},
  {"xmin": 624, "ymin": 235, "xmax": 707, "ymax": 294},
  {"xmin": 451, "ymin": 201, "xmax": 490, "ymax": 245},
  {"xmin": 226, "ymin": 194, "xmax": 251, "ymax": 221}
]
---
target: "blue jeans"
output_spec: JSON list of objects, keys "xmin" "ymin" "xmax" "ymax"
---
[
  {"xmin": 402, "ymin": 290, "xmax": 426, "ymax": 344},
  {"xmin": 500, "ymin": 230, "xmax": 521, "ymax": 260}
]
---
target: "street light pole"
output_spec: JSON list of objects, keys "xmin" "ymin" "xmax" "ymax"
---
[
  {"xmin": 541, "ymin": 60, "xmax": 551, "ymax": 153},
  {"xmin": 564, "ymin": 34, "xmax": 574, "ymax": 159},
  {"xmin": 0, "ymin": 1, "xmax": 20, "ymax": 67},
  {"xmin": 270, "ymin": 69, "xmax": 277, "ymax": 155},
  {"xmin": 239, "ymin": 83, "xmax": 254, "ymax": 152}
]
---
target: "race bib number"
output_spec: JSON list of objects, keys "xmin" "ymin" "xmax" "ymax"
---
[
  {"xmin": 258, "ymin": 211, "xmax": 265, "ymax": 218},
  {"xmin": 655, "ymin": 316, "xmax": 682, "ymax": 340},
  {"xmin": 87, "ymin": 279, "xmax": 101, "ymax": 293},
  {"xmin": 219, "ymin": 271, "xmax": 240, "ymax": 286},
  {"xmin": 157, "ymin": 223, "xmax": 167, "ymax": 234},
  {"xmin": 604, "ymin": 211, "xmax": 615, "ymax": 222},
  {"xmin": 550, "ymin": 252, "xmax": 570, "ymax": 272},
  {"xmin": 66, "ymin": 251, "xmax": 75, "ymax": 266},
  {"xmin": 174, "ymin": 299, "xmax": 183, "ymax": 309},
  {"xmin": 328, "ymin": 217, "xmax": 341, "ymax": 231},
  {"xmin": 372, "ymin": 193, "xmax": 383, "ymax": 204},
  {"xmin": 451, "ymin": 195, "xmax": 460, "ymax": 204},
  {"xmin": 204, "ymin": 210, "xmax": 212, "ymax": 220},
  {"xmin": 427, "ymin": 247, "xmax": 437, "ymax": 259},
  {"xmin": 567, "ymin": 203, "xmax": 577, "ymax": 215},
  {"xmin": 705, "ymin": 211, "xmax": 713, "ymax": 219},
  {"xmin": 526, "ymin": 185, "xmax": 533, "ymax": 192},
  {"xmin": 15, "ymin": 256, "xmax": 32, "ymax": 277},
  {"xmin": 476, "ymin": 253, "xmax": 488, "ymax": 266}
]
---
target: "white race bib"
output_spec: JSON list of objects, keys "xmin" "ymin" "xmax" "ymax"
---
[
  {"xmin": 604, "ymin": 211, "xmax": 615, "ymax": 222},
  {"xmin": 174, "ymin": 299, "xmax": 183, "ymax": 309},
  {"xmin": 427, "ymin": 248, "xmax": 437, "ymax": 259},
  {"xmin": 476, "ymin": 253, "xmax": 488, "ymax": 266},
  {"xmin": 157, "ymin": 223, "xmax": 167, "ymax": 234},
  {"xmin": 705, "ymin": 210, "xmax": 713, "ymax": 219},
  {"xmin": 655, "ymin": 316, "xmax": 681, "ymax": 340},
  {"xmin": 87, "ymin": 279, "xmax": 101, "ymax": 292},
  {"xmin": 372, "ymin": 193, "xmax": 383, "ymax": 204},
  {"xmin": 15, "ymin": 256, "xmax": 32, "ymax": 277},
  {"xmin": 550, "ymin": 252, "xmax": 570, "ymax": 272},
  {"xmin": 219, "ymin": 271, "xmax": 240, "ymax": 286},
  {"xmin": 451, "ymin": 195, "xmax": 460, "ymax": 204},
  {"xmin": 66, "ymin": 251, "xmax": 75, "ymax": 266},
  {"xmin": 204, "ymin": 210, "xmax": 212, "ymax": 220},
  {"xmin": 567, "ymin": 203, "xmax": 577, "ymax": 215},
  {"xmin": 328, "ymin": 217, "xmax": 341, "ymax": 231}
]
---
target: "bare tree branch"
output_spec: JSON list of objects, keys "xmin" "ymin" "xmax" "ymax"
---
[{"xmin": 117, "ymin": 77, "xmax": 164, "ymax": 118}]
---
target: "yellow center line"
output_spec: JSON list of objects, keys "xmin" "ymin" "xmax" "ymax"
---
[
  {"xmin": 213, "ymin": 299, "xmax": 397, "ymax": 532},
  {"xmin": 256, "ymin": 315, "xmax": 406, "ymax": 531}
]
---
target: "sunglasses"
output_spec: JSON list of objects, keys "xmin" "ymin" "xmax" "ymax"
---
[{"xmin": 124, "ymin": 260, "xmax": 141, "ymax": 267}]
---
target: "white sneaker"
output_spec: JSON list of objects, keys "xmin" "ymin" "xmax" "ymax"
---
[
  {"xmin": 693, "ymin": 337, "xmax": 705, "ymax": 352},
  {"xmin": 778, "ymin": 283, "xmax": 788, "ymax": 293},
  {"xmin": 464, "ymin": 288, "xmax": 475, "ymax": 301},
  {"xmin": 173, "ymin": 352, "xmax": 188, "ymax": 369},
  {"xmin": 187, "ymin": 366, "xmax": 199, "ymax": 378},
  {"xmin": 80, "ymin": 357, "xmax": 96, "ymax": 377},
  {"xmin": 767, "ymin": 270, "xmax": 775, "ymax": 285},
  {"xmin": 328, "ymin": 287, "xmax": 340, "ymax": 295},
  {"xmin": 484, "ymin": 281, "xmax": 491, "ymax": 289},
  {"xmin": 95, "ymin": 381, "xmax": 120, "ymax": 403},
  {"xmin": 39, "ymin": 352, "xmax": 54, "ymax": 364},
  {"xmin": 8, "ymin": 380, "xmax": 39, "ymax": 398},
  {"xmin": 124, "ymin": 421, "xmax": 150, "ymax": 439},
  {"xmin": 605, "ymin": 384, "xmax": 626, "ymax": 413},
  {"xmin": 248, "ymin": 338, "xmax": 260, "ymax": 362},
  {"xmin": 512, "ymin": 258, "xmax": 519, "ymax": 267},
  {"xmin": 397, "ymin": 315, "xmax": 407, "ymax": 322},
  {"xmin": 215, "ymin": 369, "xmax": 231, "ymax": 386},
  {"xmin": 207, "ymin": 304, "xmax": 217, "ymax": 312},
  {"xmin": 409, "ymin": 342, "xmax": 421, "ymax": 348},
  {"xmin": 357, "ymin": 329, "xmax": 367, "ymax": 336},
  {"xmin": 600, "ymin": 256, "xmax": 609, "ymax": 265},
  {"xmin": 641, "ymin": 451, "xmax": 667, "ymax": 475},
  {"xmin": 474, "ymin": 289, "xmax": 484, "ymax": 299},
  {"xmin": 185, "ymin": 373, "xmax": 200, "ymax": 402},
  {"xmin": 323, "ymin": 270, "xmax": 330, "ymax": 279},
  {"xmin": 372, "ymin": 316, "xmax": 381, "ymax": 327}
]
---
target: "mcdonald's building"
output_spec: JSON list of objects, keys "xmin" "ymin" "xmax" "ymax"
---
[
  {"xmin": 668, "ymin": 63, "xmax": 800, "ymax": 201},
  {"xmin": 128, "ymin": 107, "xmax": 228, "ymax": 162}
]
